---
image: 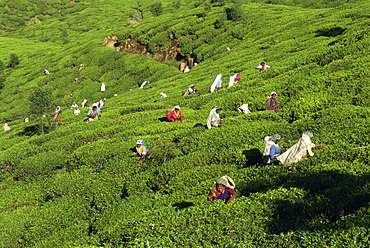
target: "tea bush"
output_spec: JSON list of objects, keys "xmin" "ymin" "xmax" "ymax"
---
[{"xmin": 0, "ymin": 0, "xmax": 370, "ymax": 246}]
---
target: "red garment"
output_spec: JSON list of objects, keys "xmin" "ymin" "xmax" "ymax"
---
[
  {"xmin": 167, "ymin": 110, "xmax": 183, "ymax": 121},
  {"xmin": 211, "ymin": 188, "xmax": 235, "ymax": 200},
  {"xmin": 234, "ymin": 77, "xmax": 241, "ymax": 82},
  {"xmin": 55, "ymin": 116, "xmax": 61, "ymax": 123},
  {"xmin": 266, "ymin": 97, "xmax": 279, "ymax": 112}
]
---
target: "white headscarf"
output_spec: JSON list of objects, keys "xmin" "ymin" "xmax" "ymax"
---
[
  {"xmin": 206, "ymin": 106, "xmax": 221, "ymax": 129},
  {"xmin": 3, "ymin": 123, "xmax": 10, "ymax": 131},
  {"xmin": 277, "ymin": 133, "xmax": 316, "ymax": 165},
  {"xmin": 238, "ymin": 104, "xmax": 251, "ymax": 114},
  {"xmin": 210, "ymin": 74, "xmax": 223, "ymax": 92},
  {"xmin": 229, "ymin": 73, "xmax": 238, "ymax": 87}
]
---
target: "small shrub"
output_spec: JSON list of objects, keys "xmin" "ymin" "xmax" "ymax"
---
[
  {"xmin": 8, "ymin": 53, "xmax": 20, "ymax": 69},
  {"xmin": 149, "ymin": 2, "xmax": 163, "ymax": 17}
]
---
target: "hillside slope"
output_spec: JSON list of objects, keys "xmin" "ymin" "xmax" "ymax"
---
[{"xmin": 0, "ymin": 0, "xmax": 370, "ymax": 247}]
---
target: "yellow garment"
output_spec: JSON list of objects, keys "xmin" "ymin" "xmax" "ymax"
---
[{"xmin": 136, "ymin": 145, "xmax": 147, "ymax": 155}]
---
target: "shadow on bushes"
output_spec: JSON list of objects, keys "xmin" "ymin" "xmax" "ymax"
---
[
  {"xmin": 158, "ymin": 117, "xmax": 167, "ymax": 122},
  {"xmin": 172, "ymin": 201, "xmax": 194, "ymax": 210},
  {"xmin": 19, "ymin": 125, "xmax": 47, "ymax": 136},
  {"xmin": 242, "ymin": 148, "xmax": 263, "ymax": 167},
  {"xmin": 193, "ymin": 123, "xmax": 206, "ymax": 128},
  {"xmin": 267, "ymin": 170, "xmax": 370, "ymax": 234},
  {"xmin": 315, "ymin": 27, "xmax": 345, "ymax": 37}
]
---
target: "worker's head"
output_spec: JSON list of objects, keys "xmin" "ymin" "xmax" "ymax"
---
[
  {"xmin": 261, "ymin": 61, "xmax": 266, "ymax": 65},
  {"xmin": 136, "ymin": 140, "xmax": 143, "ymax": 147},
  {"xmin": 270, "ymin": 92, "xmax": 277, "ymax": 98},
  {"xmin": 215, "ymin": 105, "xmax": 222, "ymax": 113},
  {"xmin": 216, "ymin": 183, "xmax": 226, "ymax": 193},
  {"xmin": 92, "ymin": 106, "xmax": 97, "ymax": 110},
  {"xmin": 174, "ymin": 105, "xmax": 180, "ymax": 111},
  {"xmin": 304, "ymin": 131, "xmax": 314, "ymax": 138},
  {"xmin": 271, "ymin": 134, "xmax": 281, "ymax": 143},
  {"xmin": 190, "ymin": 84, "xmax": 194, "ymax": 88}
]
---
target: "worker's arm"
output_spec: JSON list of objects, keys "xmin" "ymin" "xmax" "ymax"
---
[
  {"xmin": 313, "ymin": 143, "xmax": 326, "ymax": 156},
  {"xmin": 270, "ymin": 145, "xmax": 277, "ymax": 159},
  {"xmin": 138, "ymin": 155, "xmax": 145, "ymax": 163},
  {"xmin": 207, "ymin": 188, "xmax": 217, "ymax": 201},
  {"xmin": 226, "ymin": 190, "xmax": 237, "ymax": 205}
]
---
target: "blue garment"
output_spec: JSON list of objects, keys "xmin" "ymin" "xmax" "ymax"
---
[
  {"xmin": 270, "ymin": 143, "xmax": 281, "ymax": 159},
  {"xmin": 216, "ymin": 187, "xmax": 235, "ymax": 200},
  {"xmin": 216, "ymin": 79, "xmax": 223, "ymax": 88},
  {"xmin": 87, "ymin": 108, "xmax": 100, "ymax": 116}
]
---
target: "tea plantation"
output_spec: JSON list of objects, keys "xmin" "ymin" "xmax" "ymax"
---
[{"xmin": 0, "ymin": 0, "xmax": 370, "ymax": 247}]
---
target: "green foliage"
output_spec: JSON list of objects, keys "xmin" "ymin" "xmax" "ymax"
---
[
  {"xmin": 28, "ymin": 88, "xmax": 53, "ymax": 117},
  {"xmin": 8, "ymin": 53, "xmax": 20, "ymax": 69},
  {"xmin": 172, "ymin": 0, "xmax": 181, "ymax": 9},
  {"xmin": 214, "ymin": 12, "xmax": 227, "ymax": 29},
  {"xmin": 0, "ymin": 60, "xmax": 5, "ymax": 72},
  {"xmin": 0, "ymin": 0, "xmax": 370, "ymax": 246},
  {"xmin": 149, "ymin": 2, "xmax": 163, "ymax": 17},
  {"xmin": 211, "ymin": 0, "xmax": 226, "ymax": 6},
  {"xmin": 28, "ymin": 87, "xmax": 53, "ymax": 133},
  {"xmin": 0, "ymin": 60, "xmax": 4, "ymax": 90},
  {"xmin": 131, "ymin": 1, "xmax": 144, "ymax": 20},
  {"xmin": 226, "ymin": 4, "xmax": 244, "ymax": 21}
]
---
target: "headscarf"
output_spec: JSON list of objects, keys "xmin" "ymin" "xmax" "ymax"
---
[
  {"xmin": 229, "ymin": 73, "xmax": 238, "ymax": 87},
  {"xmin": 270, "ymin": 92, "xmax": 277, "ymax": 96},
  {"xmin": 215, "ymin": 175, "xmax": 236, "ymax": 189},
  {"xmin": 136, "ymin": 140, "xmax": 143, "ymax": 145},
  {"xmin": 277, "ymin": 132, "xmax": 315, "ymax": 165},
  {"xmin": 210, "ymin": 74, "xmax": 223, "ymax": 92},
  {"xmin": 238, "ymin": 104, "xmax": 251, "ymax": 114},
  {"xmin": 305, "ymin": 131, "xmax": 313, "ymax": 138},
  {"xmin": 271, "ymin": 134, "xmax": 281, "ymax": 141},
  {"xmin": 172, "ymin": 105, "xmax": 180, "ymax": 111},
  {"xmin": 3, "ymin": 123, "xmax": 10, "ymax": 131},
  {"xmin": 55, "ymin": 106, "xmax": 61, "ymax": 113},
  {"xmin": 206, "ymin": 106, "xmax": 222, "ymax": 129}
]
